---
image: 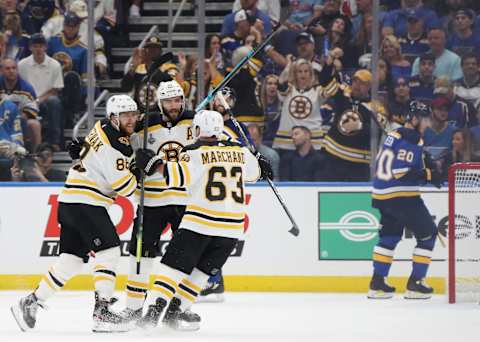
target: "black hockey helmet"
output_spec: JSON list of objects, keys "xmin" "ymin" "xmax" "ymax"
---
[
  {"xmin": 406, "ymin": 100, "xmax": 430, "ymax": 122},
  {"xmin": 215, "ymin": 87, "xmax": 237, "ymax": 108}
]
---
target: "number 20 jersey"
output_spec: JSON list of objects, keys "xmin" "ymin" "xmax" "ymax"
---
[
  {"xmin": 130, "ymin": 111, "xmax": 196, "ymax": 207},
  {"xmin": 372, "ymin": 127, "xmax": 426, "ymax": 203},
  {"xmin": 163, "ymin": 140, "xmax": 261, "ymax": 239}
]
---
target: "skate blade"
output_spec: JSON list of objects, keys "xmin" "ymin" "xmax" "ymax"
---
[
  {"xmin": 92, "ymin": 321, "xmax": 129, "ymax": 333},
  {"xmin": 166, "ymin": 321, "xmax": 200, "ymax": 331},
  {"xmin": 196, "ymin": 293, "xmax": 225, "ymax": 303},
  {"xmin": 367, "ymin": 290, "xmax": 394, "ymax": 299},
  {"xmin": 404, "ymin": 291, "xmax": 432, "ymax": 300},
  {"xmin": 10, "ymin": 305, "xmax": 30, "ymax": 332}
]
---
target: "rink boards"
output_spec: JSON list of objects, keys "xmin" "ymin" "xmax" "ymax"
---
[{"xmin": 0, "ymin": 182, "xmax": 457, "ymax": 293}]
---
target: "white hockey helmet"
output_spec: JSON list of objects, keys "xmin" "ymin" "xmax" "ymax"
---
[
  {"xmin": 156, "ymin": 80, "xmax": 185, "ymax": 115},
  {"xmin": 193, "ymin": 110, "xmax": 224, "ymax": 139},
  {"xmin": 106, "ymin": 94, "xmax": 138, "ymax": 129}
]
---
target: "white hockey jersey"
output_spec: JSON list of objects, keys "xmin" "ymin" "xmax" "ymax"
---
[
  {"xmin": 273, "ymin": 84, "xmax": 326, "ymax": 150},
  {"xmin": 58, "ymin": 120, "xmax": 137, "ymax": 208},
  {"xmin": 163, "ymin": 140, "xmax": 260, "ymax": 239},
  {"xmin": 130, "ymin": 112, "xmax": 196, "ymax": 207}
]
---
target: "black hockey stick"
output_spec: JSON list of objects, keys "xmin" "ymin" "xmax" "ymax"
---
[
  {"xmin": 136, "ymin": 52, "xmax": 173, "ymax": 274},
  {"xmin": 217, "ymin": 92, "xmax": 300, "ymax": 237},
  {"xmin": 195, "ymin": 23, "xmax": 283, "ymax": 112}
]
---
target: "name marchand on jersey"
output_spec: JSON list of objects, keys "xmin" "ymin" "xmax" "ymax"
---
[
  {"xmin": 131, "ymin": 111, "xmax": 196, "ymax": 207},
  {"xmin": 58, "ymin": 120, "xmax": 137, "ymax": 208},
  {"xmin": 162, "ymin": 140, "xmax": 260, "ymax": 239}
]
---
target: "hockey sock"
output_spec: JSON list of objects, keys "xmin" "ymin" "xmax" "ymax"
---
[
  {"xmin": 93, "ymin": 247, "xmax": 120, "ymax": 301},
  {"xmin": 35, "ymin": 253, "xmax": 84, "ymax": 304},
  {"xmin": 149, "ymin": 263, "xmax": 187, "ymax": 304},
  {"xmin": 177, "ymin": 268, "xmax": 209, "ymax": 312},
  {"xmin": 372, "ymin": 236, "xmax": 401, "ymax": 277},
  {"xmin": 207, "ymin": 269, "xmax": 222, "ymax": 285},
  {"xmin": 125, "ymin": 255, "xmax": 154, "ymax": 310},
  {"xmin": 411, "ymin": 234, "xmax": 437, "ymax": 280}
]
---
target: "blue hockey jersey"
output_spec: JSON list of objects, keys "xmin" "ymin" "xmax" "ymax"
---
[
  {"xmin": 0, "ymin": 99, "xmax": 23, "ymax": 145},
  {"xmin": 372, "ymin": 127, "xmax": 427, "ymax": 202},
  {"xmin": 47, "ymin": 33, "xmax": 87, "ymax": 77},
  {"xmin": 222, "ymin": 119, "xmax": 254, "ymax": 147}
]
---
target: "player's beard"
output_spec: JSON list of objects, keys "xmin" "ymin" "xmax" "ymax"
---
[{"xmin": 166, "ymin": 108, "xmax": 181, "ymax": 121}]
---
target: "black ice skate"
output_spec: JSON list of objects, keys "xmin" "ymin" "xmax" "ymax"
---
[
  {"xmin": 118, "ymin": 307, "xmax": 143, "ymax": 324},
  {"xmin": 162, "ymin": 297, "xmax": 201, "ymax": 331},
  {"xmin": 198, "ymin": 275, "xmax": 225, "ymax": 303},
  {"xmin": 10, "ymin": 293, "xmax": 44, "ymax": 331},
  {"xmin": 367, "ymin": 274, "xmax": 396, "ymax": 299},
  {"xmin": 404, "ymin": 277, "xmax": 433, "ymax": 299},
  {"xmin": 92, "ymin": 292, "xmax": 129, "ymax": 333},
  {"xmin": 136, "ymin": 297, "xmax": 167, "ymax": 330}
]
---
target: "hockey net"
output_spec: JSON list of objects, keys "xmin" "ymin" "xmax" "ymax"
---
[{"xmin": 448, "ymin": 163, "xmax": 480, "ymax": 303}]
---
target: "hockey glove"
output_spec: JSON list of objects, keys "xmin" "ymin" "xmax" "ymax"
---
[
  {"xmin": 67, "ymin": 137, "xmax": 84, "ymax": 160},
  {"xmin": 135, "ymin": 148, "xmax": 163, "ymax": 176},
  {"xmin": 129, "ymin": 160, "xmax": 142, "ymax": 183},
  {"xmin": 256, "ymin": 153, "xmax": 274, "ymax": 180},
  {"xmin": 426, "ymin": 168, "xmax": 443, "ymax": 189}
]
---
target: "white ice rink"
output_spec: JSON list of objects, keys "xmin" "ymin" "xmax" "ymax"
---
[{"xmin": 0, "ymin": 291, "xmax": 477, "ymax": 342}]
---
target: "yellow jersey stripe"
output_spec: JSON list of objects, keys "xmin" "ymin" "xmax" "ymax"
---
[
  {"xmin": 155, "ymin": 275, "xmax": 177, "ymax": 289},
  {"xmin": 324, "ymin": 136, "xmax": 370, "ymax": 154},
  {"xmin": 413, "ymin": 255, "xmax": 431, "ymax": 264},
  {"xmin": 183, "ymin": 215, "xmax": 244, "ymax": 230},
  {"xmin": 66, "ymin": 178, "xmax": 98, "ymax": 187},
  {"xmin": 61, "ymin": 189, "xmax": 114, "ymax": 204},
  {"xmin": 372, "ymin": 191, "xmax": 421, "ymax": 200},
  {"xmin": 171, "ymin": 163, "xmax": 180, "ymax": 187},
  {"xmin": 137, "ymin": 189, "xmax": 188, "ymax": 199},
  {"xmin": 126, "ymin": 280, "xmax": 149, "ymax": 289},
  {"xmin": 373, "ymin": 254, "xmax": 393, "ymax": 263},
  {"xmin": 324, "ymin": 146, "xmax": 371, "ymax": 164},
  {"xmin": 95, "ymin": 121, "xmax": 111, "ymax": 146},
  {"xmin": 177, "ymin": 288, "xmax": 196, "ymax": 302},
  {"xmin": 187, "ymin": 205, "xmax": 245, "ymax": 219},
  {"xmin": 112, "ymin": 173, "xmax": 133, "ymax": 189},
  {"xmin": 118, "ymin": 177, "xmax": 137, "ymax": 197},
  {"xmin": 181, "ymin": 279, "xmax": 202, "ymax": 293},
  {"xmin": 144, "ymin": 179, "xmax": 168, "ymax": 187},
  {"xmin": 180, "ymin": 162, "xmax": 191, "ymax": 186}
]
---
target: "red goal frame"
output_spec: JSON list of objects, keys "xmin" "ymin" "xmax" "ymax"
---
[{"xmin": 448, "ymin": 162, "xmax": 480, "ymax": 303}]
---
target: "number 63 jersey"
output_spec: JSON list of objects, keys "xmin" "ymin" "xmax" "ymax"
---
[
  {"xmin": 163, "ymin": 140, "xmax": 261, "ymax": 239},
  {"xmin": 372, "ymin": 127, "xmax": 427, "ymax": 204}
]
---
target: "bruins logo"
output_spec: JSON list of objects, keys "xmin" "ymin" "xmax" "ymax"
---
[
  {"xmin": 138, "ymin": 83, "xmax": 158, "ymax": 109},
  {"xmin": 53, "ymin": 52, "xmax": 73, "ymax": 73},
  {"xmin": 338, "ymin": 110, "xmax": 362, "ymax": 136},
  {"xmin": 118, "ymin": 137, "xmax": 130, "ymax": 145},
  {"xmin": 158, "ymin": 141, "xmax": 184, "ymax": 162},
  {"xmin": 288, "ymin": 95, "xmax": 312, "ymax": 119}
]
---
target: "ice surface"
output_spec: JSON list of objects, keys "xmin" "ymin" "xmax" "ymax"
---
[{"xmin": 0, "ymin": 291, "xmax": 477, "ymax": 342}]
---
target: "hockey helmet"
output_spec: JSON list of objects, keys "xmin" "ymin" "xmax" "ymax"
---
[
  {"xmin": 106, "ymin": 94, "xmax": 138, "ymax": 130},
  {"xmin": 214, "ymin": 87, "xmax": 237, "ymax": 108},
  {"xmin": 156, "ymin": 80, "xmax": 185, "ymax": 116},
  {"xmin": 406, "ymin": 100, "xmax": 430, "ymax": 122},
  {"xmin": 193, "ymin": 110, "xmax": 224, "ymax": 139}
]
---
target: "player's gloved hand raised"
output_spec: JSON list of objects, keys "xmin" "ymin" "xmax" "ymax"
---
[
  {"xmin": 256, "ymin": 153, "xmax": 273, "ymax": 180},
  {"xmin": 426, "ymin": 168, "xmax": 443, "ymax": 189},
  {"xmin": 67, "ymin": 137, "xmax": 84, "ymax": 160},
  {"xmin": 135, "ymin": 148, "xmax": 163, "ymax": 176}
]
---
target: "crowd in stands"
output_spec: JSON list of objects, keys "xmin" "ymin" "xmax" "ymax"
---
[{"xmin": 2, "ymin": 0, "xmax": 480, "ymax": 183}]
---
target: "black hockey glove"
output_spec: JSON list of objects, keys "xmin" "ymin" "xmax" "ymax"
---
[
  {"xmin": 135, "ymin": 148, "xmax": 163, "ymax": 176},
  {"xmin": 67, "ymin": 137, "xmax": 84, "ymax": 160},
  {"xmin": 129, "ymin": 160, "xmax": 142, "ymax": 183},
  {"xmin": 426, "ymin": 168, "xmax": 443, "ymax": 189},
  {"xmin": 256, "ymin": 152, "xmax": 274, "ymax": 180}
]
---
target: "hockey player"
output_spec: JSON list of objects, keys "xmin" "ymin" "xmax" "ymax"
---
[
  {"xmin": 132, "ymin": 109, "xmax": 272, "ymax": 330},
  {"xmin": 368, "ymin": 101, "xmax": 442, "ymax": 300},
  {"xmin": 10, "ymin": 95, "xmax": 140, "ymax": 332},
  {"xmin": 122, "ymin": 80, "xmax": 200, "ymax": 325}
]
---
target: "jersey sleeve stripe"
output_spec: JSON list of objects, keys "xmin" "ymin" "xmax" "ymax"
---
[
  {"xmin": 183, "ymin": 215, "xmax": 244, "ymax": 230},
  {"xmin": 111, "ymin": 173, "xmax": 133, "ymax": 189},
  {"xmin": 180, "ymin": 161, "xmax": 191, "ymax": 186},
  {"xmin": 187, "ymin": 204, "xmax": 245, "ymax": 219},
  {"xmin": 178, "ymin": 163, "xmax": 185, "ymax": 187},
  {"xmin": 61, "ymin": 188, "xmax": 114, "ymax": 205},
  {"xmin": 171, "ymin": 163, "xmax": 180, "ymax": 187},
  {"xmin": 114, "ymin": 174, "xmax": 135, "ymax": 193},
  {"xmin": 184, "ymin": 210, "xmax": 245, "ymax": 224},
  {"xmin": 118, "ymin": 177, "xmax": 137, "ymax": 197}
]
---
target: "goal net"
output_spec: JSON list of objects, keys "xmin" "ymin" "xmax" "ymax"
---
[{"xmin": 448, "ymin": 163, "xmax": 480, "ymax": 303}]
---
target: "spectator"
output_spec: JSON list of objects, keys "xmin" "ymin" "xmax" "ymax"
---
[
  {"xmin": 3, "ymin": 11, "xmax": 30, "ymax": 61},
  {"xmin": 0, "ymin": 58, "xmax": 41, "ymax": 152},
  {"xmin": 20, "ymin": 0, "xmax": 57, "ymax": 35},
  {"xmin": 351, "ymin": 0, "xmax": 374, "ymax": 40},
  {"xmin": 411, "ymin": 28, "xmax": 463, "ymax": 82},
  {"xmin": 382, "ymin": 0, "xmax": 439, "ymax": 37},
  {"xmin": 433, "ymin": 76, "xmax": 477, "ymax": 128},
  {"xmin": 232, "ymin": 0, "xmax": 281, "ymax": 23},
  {"xmin": 47, "ymin": 12, "xmax": 88, "ymax": 127},
  {"xmin": 286, "ymin": 0, "xmax": 316, "ymax": 30},
  {"xmin": 454, "ymin": 52, "xmax": 480, "ymax": 111},
  {"xmin": 439, "ymin": 0, "xmax": 473, "ymax": 35},
  {"xmin": 321, "ymin": 16, "xmax": 355, "ymax": 70},
  {"xmin": 447, "ymin": 9, "xmax": 480, "ymax": 58},
  {"xmin": 0, "ymin": 98, "xmax": 23, "ymax": 181},
  {"xmin": 248, "ymin": 124, "xmax": 280, "ymax": 180},
  {"xmin": 408, "ymin": 52, "xmax": 435, "ymax": 104},
  {"xmin": 273, "ymin": 58, "xmax": 325, "ymax": 152},
  {"xmin": 259, "ymin": 74, "xmax": 282, "ymax": 146},
  {"xmin": 440, "ymin": 128, "xmax": 479, "ymax": 180},
  {"xmin": 424, "ymin": 96, "xmax": 456, "ymax": 151},
  {"xmin": 306, "ymin": 0, "xmax": 343, "ymax": 36},
  {"xmin": 221, "ymin": 0, "xmax": 272, "ymax": 36},
  {"xmin": 121, "ymin": 34, "xmax": 171, "ymax": 112},
  {"xmin": 279, "ymin": 126, "xmax": 324, "ymax": 181},
  {"xmin": 0, "ymin": 32, "xmax": 7, "ymax": 60},
  {"xmin": 10, "ymin": 142, "xmax": 66, "ymax": 182},
  {"xmin": 18, "ymin": 33, "xmax": 64, "ymax": 151},
  {"xmin": 380, "ymin": 35, "xmax": 411, "ymax": 80},
  {"xmin": 398, "ymin": 13, "xmax": 429, "ymax": 64},
  {"xmin": 205, "ymin": 34, "xmax": 226, "ymax": 74},
  {"xmin": 129, "ymin": 0, "xmax": 141, "ymax": 18},
  {"xmin": 353, "ymin": 12, "xmax": 374, "ymax": 63},
  {"xmin": 387, "ymin": 76, "xmax": 413, "ymax": 125}
]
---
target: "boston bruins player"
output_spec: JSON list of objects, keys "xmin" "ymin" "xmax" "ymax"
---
[
  {"xmin": 123, "ymin": 80, "xmax": 200, "ymax": 325},
  {"xmin": 132, "ymin": 109, "xmax": 272, "ymax": 330},
  {"xmin": 10, "ymin": 95, "xmax": 140, "ymax": 333},
  {"xmin": 368, "ymin": 101, "xmax": 442, "ymax": 300}
]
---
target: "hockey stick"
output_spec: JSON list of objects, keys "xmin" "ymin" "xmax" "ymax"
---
[
  {"xmin": 136, "ymin": 52, "xmax": 173, "ymax": 274},
  {"xmin": 195, "ymin": 23, "xmax": 283, "ymax": 112},
  {"xmin": 217, "ymin": 92, "xmax": 300, "ymax": 237}
]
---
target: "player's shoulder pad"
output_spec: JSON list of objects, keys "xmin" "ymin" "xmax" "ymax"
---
[
  {"xmin": 181, "ymin": 110, "xmax": 195, "ymax": 120},
  {"xmin": 395, "ymin": 127, "xmax": 422, "ymax": 145},
  {"xmin": 101, "ymin": 119, "xmax": 134, "ymax": 157}
]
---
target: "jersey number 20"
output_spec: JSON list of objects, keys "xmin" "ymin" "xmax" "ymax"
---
[{"xmin": 376, "ymin": 148, "xmax": 414, "ymax": 181}]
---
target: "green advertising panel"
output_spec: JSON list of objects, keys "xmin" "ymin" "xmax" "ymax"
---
[{"xmin": 318, "ymin": 192, "xmax": 380, "ymax": 260}]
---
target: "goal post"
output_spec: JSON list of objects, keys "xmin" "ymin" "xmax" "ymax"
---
[{"xmin": 448, "ymin": 162, "xmax": 480, "ymax": 303}]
